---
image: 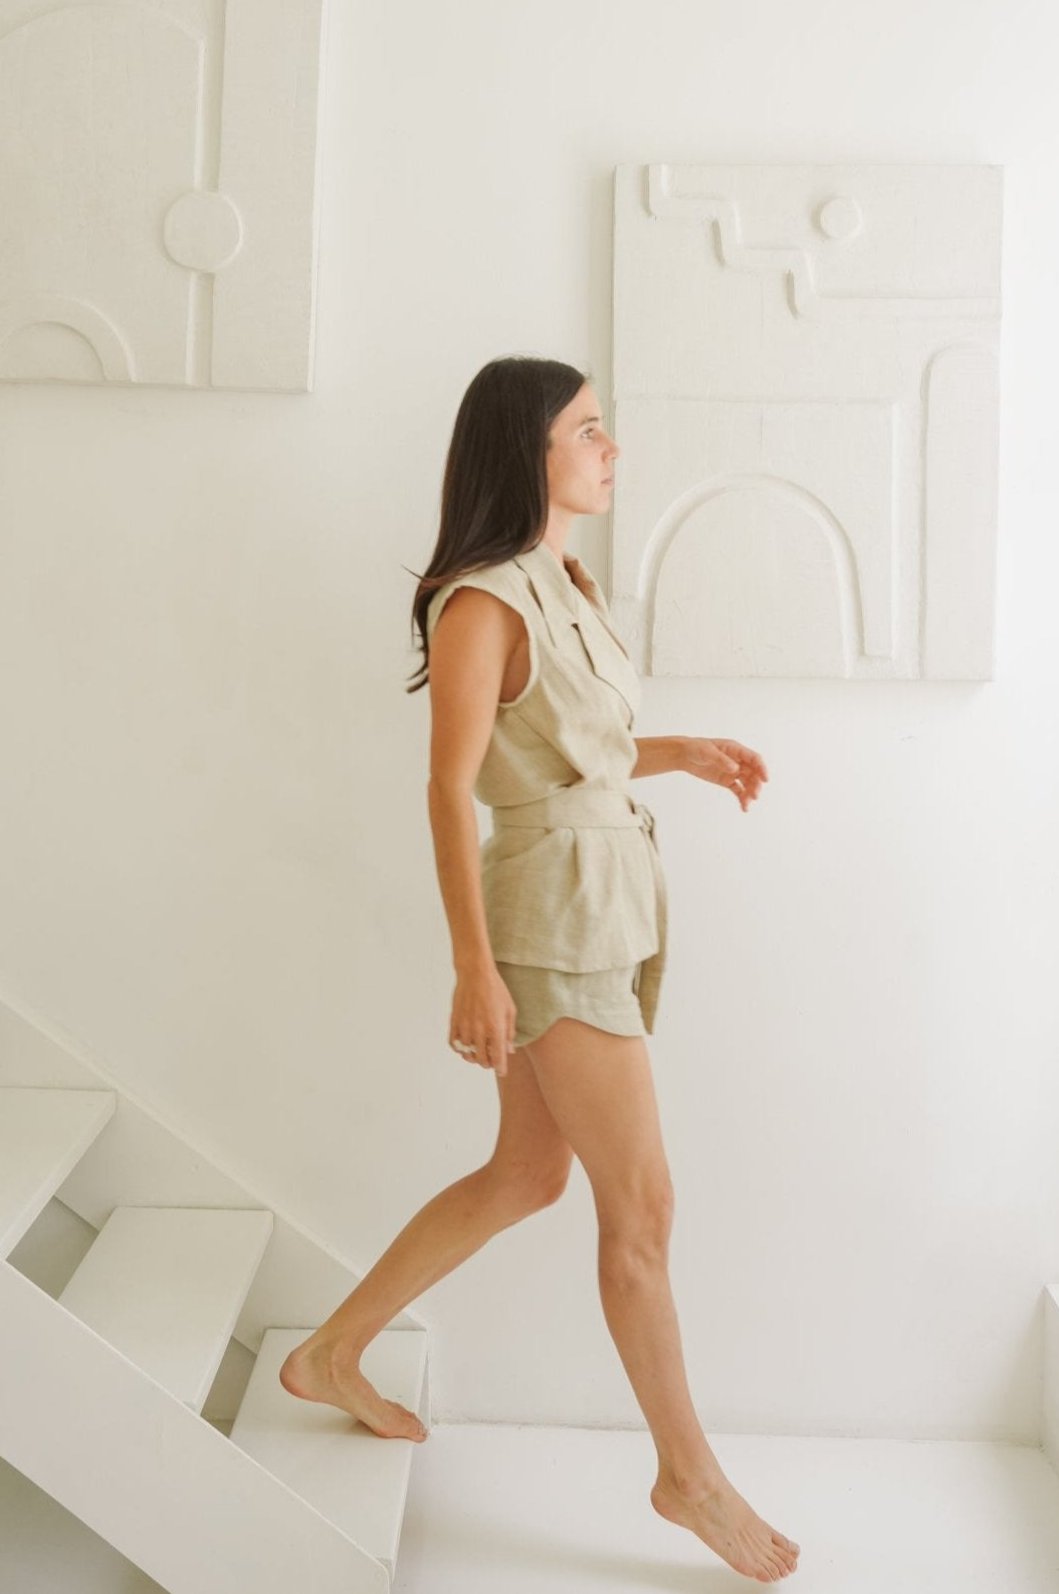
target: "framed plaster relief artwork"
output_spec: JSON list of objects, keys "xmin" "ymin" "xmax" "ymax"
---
[
  {"xmin": 612, "ymin": 163, "xmax": 1003, "ymax": 680},
  {"xmin": 0, "ymin": 0, "xmax": 328, "ymax": 393}
]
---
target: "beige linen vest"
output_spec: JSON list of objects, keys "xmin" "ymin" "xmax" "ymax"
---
[{"xmin": 425, "ymin": 538, "xmax": 667, "ymax": 1028}]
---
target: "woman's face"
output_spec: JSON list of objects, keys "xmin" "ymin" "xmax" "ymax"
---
[{"xmin": 545, "ymin": 384, "xmax": 620, "ymax": 516}]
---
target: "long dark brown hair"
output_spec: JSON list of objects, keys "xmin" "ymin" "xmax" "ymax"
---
[{"xmin": 404, "ymin": 354, "xmax": 588, "ymax": 694}]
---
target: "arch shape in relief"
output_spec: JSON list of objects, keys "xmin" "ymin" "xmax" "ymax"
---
[
  {"xmin": 0, "ymin": 295, "xmax": 134, "ymax": 382},
  {"xmin": 639, "ymin": 475, "xmax": 866, "ymax": 678}
]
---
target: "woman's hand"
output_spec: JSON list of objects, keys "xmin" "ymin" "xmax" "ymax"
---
[
  {"xmin": 449, "ymin": 963, "xmax": 518, "ymax": 1077},
  {"xmin": 682, "ymin": 737, "xmax": 769, "ymax": 812}
]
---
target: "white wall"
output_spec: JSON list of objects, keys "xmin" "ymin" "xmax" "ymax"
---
[{"xmin": 2, "ymin": 0, "xmax": 1057, "ymax": 1440}]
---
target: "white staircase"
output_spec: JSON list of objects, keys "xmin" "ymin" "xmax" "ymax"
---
[{"xmin": 0, "ymin": 1017, "xmax": 431, "ymax": 1594}]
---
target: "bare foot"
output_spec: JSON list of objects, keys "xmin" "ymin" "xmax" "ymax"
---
[
  {"xmin": 651, "ymin": 1472, "xmax": 800, "ymax": 1583},
  {"xmin": 278, "ymin": 1337, "xmax": 429, "ymax": 1442}
]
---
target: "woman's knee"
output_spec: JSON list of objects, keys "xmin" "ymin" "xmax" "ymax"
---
[
  {"xmin": 485, "ymin": 1149, "xmax": 573, "ymax": 1213},
  {"xmin": 597, "ymin": 1174, "xmax": 675, "ymax": 1268}
]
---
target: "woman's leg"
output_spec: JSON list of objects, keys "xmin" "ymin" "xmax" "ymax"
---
[
  {"xmin": 279, "ymin": 1046, "xmax": 574, "ymax": 1439},
  {"xmin": 524, "ymin": 1018, "xmax": 800, "ymax": 1585}
]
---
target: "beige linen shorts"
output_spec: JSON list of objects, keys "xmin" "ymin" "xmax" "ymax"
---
[{"xmin": 496, "ymin": 959, "xmax": 651, "ymax": 1051}]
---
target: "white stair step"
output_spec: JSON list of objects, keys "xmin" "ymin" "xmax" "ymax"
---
[
  {"xmin": 0, "ymin": 1087, "xmax": 116, "ymax": 1258},
  {"xmin": 0, "ymin": 1260, "xmax": 390, "ymax": 1594},
  {"xmin": 57, "ymin": 1206, "xmax": 274, "ymax": 1410},
  {"xmin": 229, "ymin": 1325, "xmax": 429, "ymax": 1580}
]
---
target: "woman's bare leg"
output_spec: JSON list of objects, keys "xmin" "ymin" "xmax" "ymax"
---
[
  {"xmin": 279, "ymin": 1047, "xmax": 574, "ymax": 1440},
  {"xmin": 524, "ymin": 1018, "xmax": 800, "ymax": 1585}
]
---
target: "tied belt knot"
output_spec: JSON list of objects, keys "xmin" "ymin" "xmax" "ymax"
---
[{"xmin": 490, "ymin": 786, "xmax": 667, "ymax": 1032}]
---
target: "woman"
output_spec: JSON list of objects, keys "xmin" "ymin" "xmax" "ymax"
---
[{"xmin": 279, "ymin": 357, "xmax": 800, "ymax": 1584}]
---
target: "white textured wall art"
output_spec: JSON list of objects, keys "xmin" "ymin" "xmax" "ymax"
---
[
  {"xmin": 0, "ymin": 0, "xmax": 328, "ymax": 393},
  {"xmin": 612, "ymin": 163, "xmax": 1003, "ymax": 680}
]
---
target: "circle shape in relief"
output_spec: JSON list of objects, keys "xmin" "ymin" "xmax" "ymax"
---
[
  {"xmin": 163, "ymin": 191, "xmax": 244, "ymax": 272},
  {"xmin": 816, "ymin": 195, "xmax": 863, "ymax": 242}
]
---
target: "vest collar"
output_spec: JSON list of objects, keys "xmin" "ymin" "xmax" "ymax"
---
[
  {"xmin": 513, "ymin": 539, "xmax": 603, "ymax": 636},
  {"xmin": 513, "ymin": 539, "xmax": 632, "ymax": 661}
]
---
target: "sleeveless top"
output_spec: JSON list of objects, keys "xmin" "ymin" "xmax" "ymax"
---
[{"xmin": 425, "ymin": 538, "xmax": 667, "ymax": 1030}]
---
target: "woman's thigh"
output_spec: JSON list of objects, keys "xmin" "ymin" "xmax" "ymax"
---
[
  {"xmin": 490, "ymin": 1043, "xmax": 574, "ymax": 1189},
  {"xmin": 523, "ymin": 1018, "xmax": 672, "ymax": 1221}
]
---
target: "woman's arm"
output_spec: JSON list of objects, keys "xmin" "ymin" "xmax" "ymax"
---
[
  {"xmin": 426, "ymin": 778, "xmax": 495, "ymax": 973},
  {"xmin": 629, "ymin": 736, "xmax": 688, "ymax": 779},
  {"xmin": 426, "ymin": 585, "xmax": 524, "ymax": 1077},
  {"xmin": 631, "ymin": 735, "xmax": 769, "ymax": 812},
  {"xmin": 427, "ymin": 585, "xmax": 521, "ymax": 973}
]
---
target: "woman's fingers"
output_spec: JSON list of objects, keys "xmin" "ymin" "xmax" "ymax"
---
[
  {"xmin": 451, "ymin": 1030, "xmax": 509, "ymax": 1074},
  {"xmin": 732, "ymin": 741, "xmax": 769, "ymax": 781},
  {"xmin": 722, "ymin": 743, "xmax": 769, "ymax": 807},
  {"xmin": 450, "ymin": 972, "xmax": 518, "ymax": 1074},
  {"xmin": 488, "ymin": 1031, "xmax": 512, "ymax": 1075}
]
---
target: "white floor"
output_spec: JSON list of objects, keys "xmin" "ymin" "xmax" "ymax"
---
[
  {"xmin": 1, "ymin": 1427, "xmax": 1058, "ymax": 1591},
  {"xmin": 393, "ymin": 1425, "xmax": 1059, "ymax": 1594}
]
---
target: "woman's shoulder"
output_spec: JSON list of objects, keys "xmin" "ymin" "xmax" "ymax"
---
[{"xmin": 425, "ymin": 555, "xmax": 531, "ymax": 640}]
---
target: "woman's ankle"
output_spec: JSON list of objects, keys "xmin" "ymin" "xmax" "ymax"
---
[{"xmin": 655, "ymin": 1455, "xmax": 728, "ymax": 1497}]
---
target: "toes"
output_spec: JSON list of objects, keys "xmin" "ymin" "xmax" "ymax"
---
[
  {"xmin": 753, "ymin": 1546, "xmax": 785, "ymax": 1582},
  {"xmin": 396, "ymin": 1403, "xmax": 428, "ymax": 1439}
]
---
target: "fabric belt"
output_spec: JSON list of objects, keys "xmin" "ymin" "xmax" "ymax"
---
[
  {"xmin": 490, "ymin": 786, "xmax": 667, "ymax": 1031},
  {"xmin": 492, "ymin": 785, "xmax": 649, "ymax": 831}
]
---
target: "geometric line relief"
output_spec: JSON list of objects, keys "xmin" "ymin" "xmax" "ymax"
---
[
  {"xmin": 0, "ymin": 0, "xmax": 327, "ymax": 393},
  {"xmin": 921, "ymin": 343, "xmax": 1000, "ymax": 680},
  {"xmin": 646, "ymin": 164, "xmax": 1002, "ymax": 323},
  {"xmin": 613, "ymin": 162, "xmax": 1003, "ymax": 680}
]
